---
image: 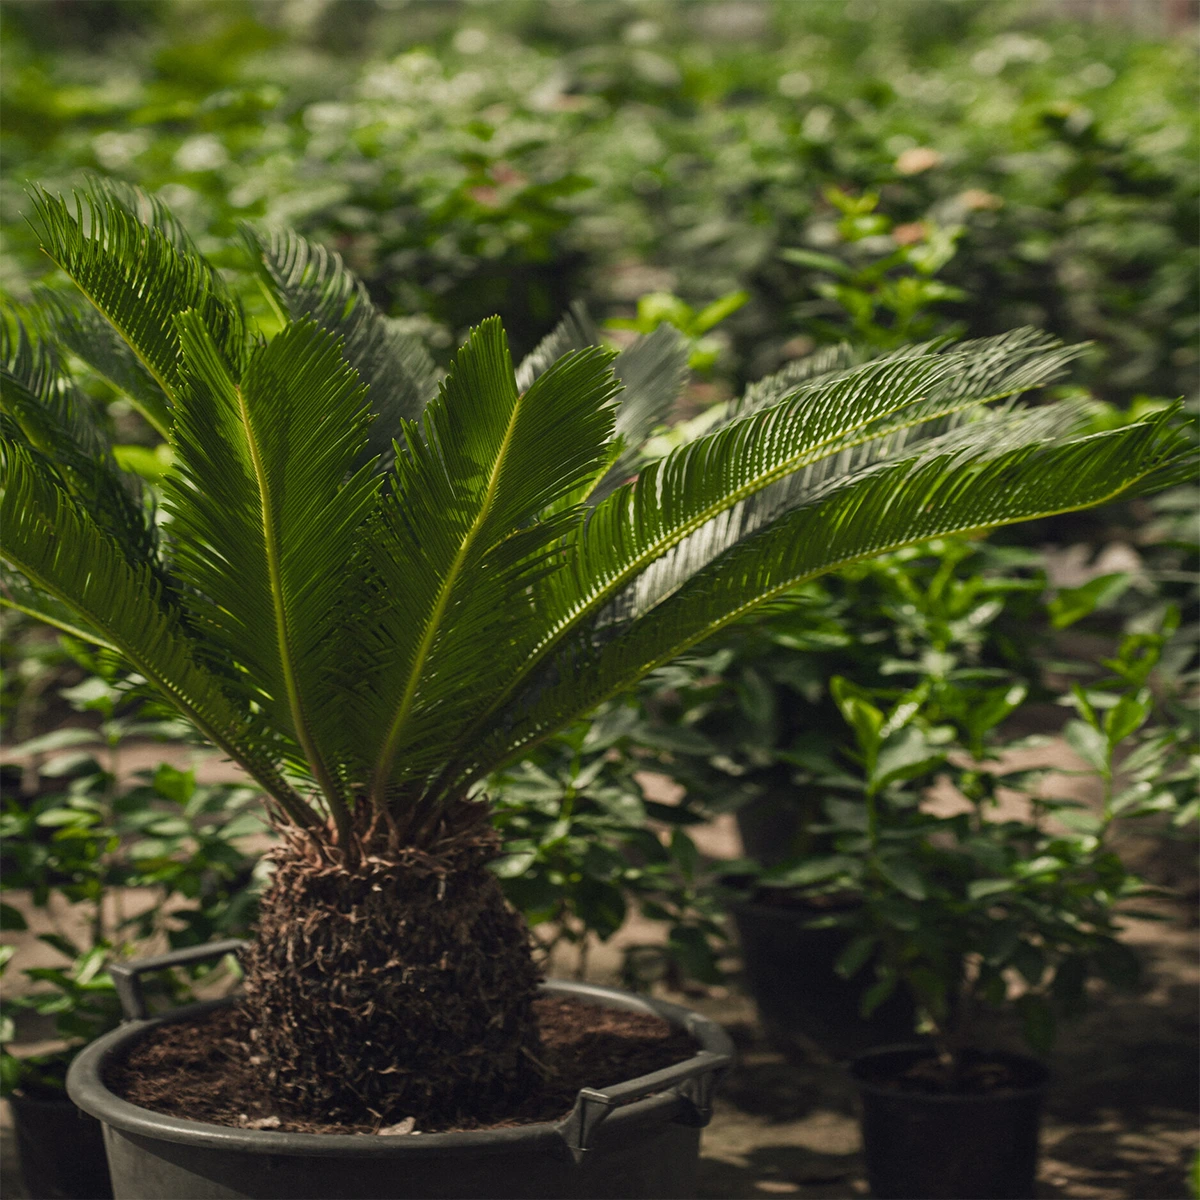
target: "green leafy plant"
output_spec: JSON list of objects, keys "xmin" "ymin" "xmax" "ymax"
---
[
  {"xmin": 783, "ymin": 188, "xmax": 966, "ymax": 350},
  {"xmin": 0, "ymin": 663, "xmax": 264, "ymax": 1096},
  {"xmin": 0, "ymin": 179, "xmax": 1190, "ymax": 1126},
  {"xmin": 607, "ymin": 289, "xmax": 749, "ymax": 373},
  {"xmin": 6, "ymin": 2, "xmax": 1192, "ymax": 399},
  {"xmin": 749, "ymin": 608, "xmax": 1194, "ymax": 1075},
  {"xmin": 489, "ymin": 704, "xmax": 725, "ymax": 989},
  {"xmin": 616, "ymin": 537, "xmax": 1051, "ymax": 864}
]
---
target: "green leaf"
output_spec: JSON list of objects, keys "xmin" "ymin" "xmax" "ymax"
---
[
  {"xmin": 767, "ymin": 854, "xmax": 860, "ymax": 888},
  {"xmin": 360, "ymin": 321, "xmax": 622, "ymax": 796},
  {"xmin": 1, "ymin": 308, "xmax": 158, "ymax": 566},
  {"xmin": 0, "ymin": 1051, "xmax": 23, "ymax": 1093},
  {"xmin": 152, "ymin": 763, "xmax": 195, "ymax": 805},
  {"xmin": 691, "ymin": 290, "xmax": 750, "ymax": 335},
  {"xmin": 35, "ymin": 288, "xmax": 172, "ymax": 438},
  {"xmin": 576, "ymin": 877, "xmax": 627, "ymax": 940},
  {"xmin": 491, "ymin": 851, "xmax": 538, "ymax": 879},
  {"xmin": 1064, "ymin": 719, "xmax": 1109, "ymax": 773},
  {"xmin": 1104, "ymin": 689, "xmax": 1153, "ymax": 748},
  {"xmin": 779, "ymin": 247, "xmax": 853, "ymax": 277},
  {"xmin": 873, "ymin": 726, "xmax": 945, "ymax": 790},
  {"xmin": 834, "ymin": 933, "xmax": 877, "ymax": 980},
  {"xmin": 0, "ymin": 903, "xmax": 27, "ymax": 932},
  {"xmin": 831, "ymin": 677, "xmax": 885, "ymax": 757},
  {"xmin": 1048, "ymin": 573, "xmax": 1133, "ymax": 629},
  {"xmin": 246, "ymin": 227, "xmax": 440, "ymax": 473},
  {"xmin": 876, "ymin": 855, "xmax": 928, "ymax": 900},
  {"xmin": 166, "ymin": 313, "xmax": 380, "ymax": 811},
  {"xmin": 29, "ymin": 181, "xmax": 247, "ymax": 412},
  {"xmin": 36, "ymin": 933, "xmax": 80, "ymax": 959},
  {"xmin": 967, "ymin": 878, "xmax": 1013, "ymax": 901},
  {"xmin": 0, "ymin": 438, "xmax": 313, "ymax": 826},
  {"xmin": 669, "ymin": 829, "xmax": 699, "ymax": 879}
]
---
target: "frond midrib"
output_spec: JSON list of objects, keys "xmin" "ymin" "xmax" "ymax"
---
[
  {"xmin": 368, "ymin": 381, "xmax": 526, "ymax": 807},
  {"xmin": 234, "ymin": 378, "xmax": 346, "ymax": 821},
  {"xmin": 37, "ymin": 243, "xmax": 176, "ymax": 439}
]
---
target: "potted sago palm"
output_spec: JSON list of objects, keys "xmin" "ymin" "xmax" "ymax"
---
[{"xmin": 0, "ymin": 180, "xmax": 1191, "ymax": 1200}]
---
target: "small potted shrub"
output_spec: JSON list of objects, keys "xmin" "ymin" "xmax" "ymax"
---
[
  {"xmin": 788, "ymin": 613, "xmax": 1191, "ymax": 1200},
  {"xmin": 0, "ymin": 180, "xmax": 1190, "ymax": 1199},
  {"xmin": 620, "ymin": 536, "xmax": 1050, "ymax": 1057}
]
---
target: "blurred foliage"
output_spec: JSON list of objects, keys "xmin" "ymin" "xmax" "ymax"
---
[
  {"xmin": 1, "ymin": 0, "xmax": 1195, "ymax": 391},
  {"xmin": 0, "ymin": 649, "xmax": 265, "ymax": 1096}
]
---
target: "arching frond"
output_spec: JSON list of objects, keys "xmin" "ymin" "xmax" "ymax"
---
[
  {"xmin": 456, "ymin": 332, "xmax": 1079, "ymax": 750},
  {"xmin": 0, "ymin": 308, "xmax": 158, "ymax": 567},
  {"xmin": 0, "ymin": 437, "xmax": 318, "ymax": 827},
  {"xmin": 246, "ymin": 227, "xmax": 439, "ymax": 472},
  {"xmin": 163, "ymin": 315, "xmax": 379, "ymax": 822},
  {"xmin": 453, "ymin": 410, "xmax": 1188, "ymax": 787},
  {"xmin": 35, "ymin": 286, "xmax": 171, "ymax": 437},
  {"xmin": 28, "ymin": 183, "xmax": 247, "ymax": 406},
  {"xmin": 356, "ymin": 320, "xmax": 621, "ymax": 802}
]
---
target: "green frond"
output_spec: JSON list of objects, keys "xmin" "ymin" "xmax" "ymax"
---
[
  {"xmin": 0, "ymin": 307, "xmax": 158, "ymax": 567},
  {"xmin": 0, "ymin": 437, "xmax": 318, "ymax": 826},
  {"xmin": 28, "ymin": 181, "xmax": 248, "ymax": 407},
  {"xmin": 455, "ymin": 331, "xmax": 1077, "ymax": 752},
  {"xmin": 456, "ymin": 409, "xmax": 1189, "ymax": 786},
  {"xmin": 0, "ymin": 563, "xmax": 115, "ymax": 648},
  {"xmin": 514, "ymin": 305, "xmax": 690, "ymax": 503},
  {"xmin": 245, "ymin": 227, "xmax": 439, "ymax": 472},
  {"xmin": 357, "ymin": 320, "xmax": 621, "ymax": 801},
  {"xmin": 35, "ymin": 286, "xmax": 172, "ymax": 437},
  {"xmin": 514, "ymin": 301, "xmax": 600, "ymax": 391},
  {"xmin": 592, "ymin": 323, "xmax": 691, "ymax": 502},
  {"xmin": 163, "ymin": 314, "xmax": 379, "ymax": 818}
]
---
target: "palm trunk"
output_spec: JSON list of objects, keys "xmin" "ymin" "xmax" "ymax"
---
[{"xmin": 241, "ymin": 807, "xmax": 543, "ymax": 1126}]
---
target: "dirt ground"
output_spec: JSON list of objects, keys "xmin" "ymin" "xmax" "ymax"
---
[{"xmin": 1, "ymin": 750, "xmax": 1197, "ymax": 1199}]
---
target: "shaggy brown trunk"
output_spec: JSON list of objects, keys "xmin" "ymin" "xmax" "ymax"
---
[{"xmin": 241, "ymin": 811, "xmax": 542, "ymax": 1126}]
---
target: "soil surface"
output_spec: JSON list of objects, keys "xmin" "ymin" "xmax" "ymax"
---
[{"xmin": 106, "ymin": 994, "xmax": 699, "ymax": 1135}]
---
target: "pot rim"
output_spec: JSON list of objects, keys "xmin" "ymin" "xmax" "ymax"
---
[
  {"xmin": 66, "ymin": 979, "xmax": 734, "ymax": 1158},
  {"xmin": 849, "ymin": 1041, "xmax": 1050, "ymax": 1103}
]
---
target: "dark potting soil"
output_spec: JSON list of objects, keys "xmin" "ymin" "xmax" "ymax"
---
[{"xmin": 105, "ymin": 996, "xmax": 699, "ymax": 1135}]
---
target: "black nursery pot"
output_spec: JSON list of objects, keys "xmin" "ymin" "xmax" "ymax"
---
[
  {"xmin": 730, "ymin": 898, "xmax": 915, "ymax": 1060},
  {"xmin": 8, "ymin": 1088, "xmax": 114, "ymax": 1200},
  {"xmin": 850, "ymin": 1043, "xmax": 1050, "ymax": 1200},
  {"xmin": 66, "ymin": 946, "xmax": 734, "ymax": 1200}
]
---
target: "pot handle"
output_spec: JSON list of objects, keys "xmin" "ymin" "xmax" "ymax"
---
[
  {"xmin": 109, "ymin": 938, "xmax": 248, "ymax": 1021},
  {"xmin": 557, "ymin": 1048, "xmax": 731, "ymax": 1165}
]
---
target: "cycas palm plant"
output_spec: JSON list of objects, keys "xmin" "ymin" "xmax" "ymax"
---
[{"xmin": 1, "ymin": 181, "xmax": 1191, "ymax": 1126}]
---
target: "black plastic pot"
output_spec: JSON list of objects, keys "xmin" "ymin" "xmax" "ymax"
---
[
  {"xmin": 8, "ymin": 1089, "xmax": 114, "ymax": 1200},
  {"xmin": 731, "ymin": 899, "xmax": 914, "ymax": 1060},
  {"xmin": 850, "ymin": 1043, "xmax": 1049, "ymax": 1200},
  {"xmin": 67, "ymin": 942, "xmax": 734, "ymax": 1200}
]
